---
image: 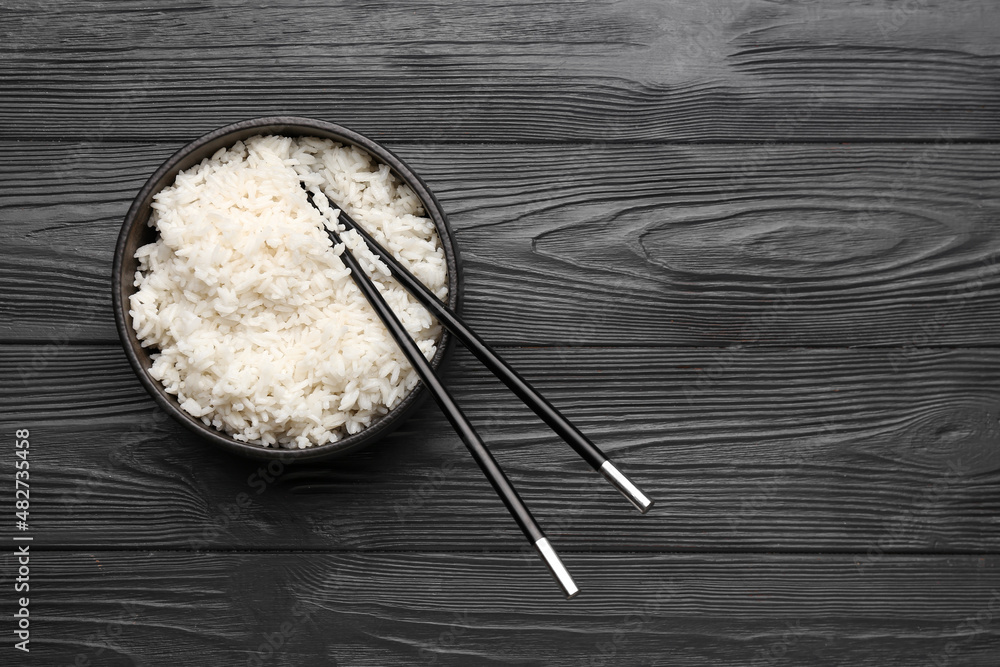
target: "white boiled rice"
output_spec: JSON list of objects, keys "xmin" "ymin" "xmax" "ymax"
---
[{"xmin": 129, "ymin": 134, "xmax": 448, "ymax": 449}]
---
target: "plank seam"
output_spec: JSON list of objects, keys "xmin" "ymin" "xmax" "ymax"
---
[
  {"xmin": 3, "ymin": 340, "xmax": 1000, "ymax": 351},
  {"xmin": 2, "ymin": 137, "xmax": 1000, "ymax": 147},
  {"xmin": 11, "ymin": 547, "xmax": 1000, "ymax": 556}
]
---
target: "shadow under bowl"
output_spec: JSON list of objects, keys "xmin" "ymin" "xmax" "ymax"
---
[{"xmin": 112, "ymin": 116, "xmax": 463, "ymax": 462}]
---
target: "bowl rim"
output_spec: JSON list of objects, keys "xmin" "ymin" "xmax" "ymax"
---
[{"xmin": 112, "ymin": 116, "xmax": 462, "ymax": 462}]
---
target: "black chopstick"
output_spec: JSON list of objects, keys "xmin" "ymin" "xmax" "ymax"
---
[
  {"xmin": 310, "ymin": 194, "xmax": 579, "ymax": 599},
  {"xmin": 323, "ymin": 201, "xmax": 653, "ymax": 513}
]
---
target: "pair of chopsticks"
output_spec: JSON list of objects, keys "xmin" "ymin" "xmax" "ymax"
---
[{"xmin": 304, "ymin": 188, "xmax": 653, "ymax": 598}]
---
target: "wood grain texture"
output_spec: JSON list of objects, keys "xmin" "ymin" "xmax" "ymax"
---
[
  {"xmin": 3, "ymin": 141, "xmax": 1000, "ymax": 345},
  {"xmin": 7, "ymin": 551, "xmax": 999, "ymax": 666},
  {"xmin": 1, "ymin": 1, "xmax": 999, "ymax": 142},
  {"xmin": 3, "ymin": 344, "xmax": 998, "ymax": 551},
  {"xmin": 3, "ymin": 1, "xmax": 1000, "ymax": 663}
]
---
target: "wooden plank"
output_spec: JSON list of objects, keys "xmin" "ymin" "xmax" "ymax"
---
[
  {"xmin": 1, "ymin": 1, "xmax": 999, "ymax": 142},
  {"xmin": 3, "ymin": 344, "xmax": 999, "ymax": 551},
  {"xmin": 3, "ymin": 141, "xmax": 1000, "ymax": 346},
  {"xmin": 12, "ymin": 551, "xmax": 1000, "ymax": 666}
]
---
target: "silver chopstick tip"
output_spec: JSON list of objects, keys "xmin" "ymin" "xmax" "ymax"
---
[
  {"xmin": 534, "ymin": 537, "xmax": 579, "ymax": 599},
  {"xmin": 599, "ymin": 461, "xmax": 654, "ymax": 514}
]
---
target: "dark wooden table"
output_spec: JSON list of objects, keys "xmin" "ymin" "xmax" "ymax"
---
[{"xmin": 2, "ymin": 1, "xmax": 999, "ymax": 665}]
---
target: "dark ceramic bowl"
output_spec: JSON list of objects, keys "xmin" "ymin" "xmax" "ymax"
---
[{"xmin": 112, "ymin": 117, "xmax": 462, "ymax": 461}]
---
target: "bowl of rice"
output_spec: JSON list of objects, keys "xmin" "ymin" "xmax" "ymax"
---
[{"xmin": 113, "ymin": 117, "xmax": 462, "ymax": 461}]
